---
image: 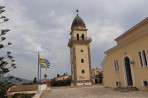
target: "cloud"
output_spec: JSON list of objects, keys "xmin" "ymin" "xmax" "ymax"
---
[
  {"xmin": 0, "ymin": 0, "xmax": 147, "ymax": 80},
  {"xmin": 87, "ymin": 20, "xmax": 124, "ymax": 67}
]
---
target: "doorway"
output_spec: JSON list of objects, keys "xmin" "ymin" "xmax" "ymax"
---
[
  {"xmin": 95, "ymin": 79, "xmax": 98, "ymax": 84},
  {"xmin": 77, "ymin": 34, "xmax": 79, "ymax": 40},
  {"xmin": 124, "ymin": 57, "xmax": 133, "ymax": 86}
]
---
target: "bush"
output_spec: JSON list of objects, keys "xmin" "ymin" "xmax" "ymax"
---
[
  {"xmin": 12, "ymin": 93, "xmax": 31, "ymax": 98},
  {"xmin": 51, "ymin": 79, "xmax": 71, "ymax": 87}
]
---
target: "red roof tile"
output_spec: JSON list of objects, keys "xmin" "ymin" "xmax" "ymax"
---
[{"xmin": 8, "ymin": 85, "xmax": 38, "ymax": 93}]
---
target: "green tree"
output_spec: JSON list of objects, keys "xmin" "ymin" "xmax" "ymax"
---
[
  {"xmin": 57, "ymin": 74, "xmax": 60, "ymax": 77},
  {"xmin": 0, "ymin": 82, "xmax": 6, "ymax": 98},
  {"xmin": 0, "ymin": 5, "xmax": 16, "ymax": 76},
  {"xmin": 65, "ymin": 72, "xmax": 68, "ymax": 75},
  {"xmin": 51, "ymin": 78, "xmax": 71, "ymax": 87},
  {"xmin": 33, "ymin": 77, "xmax": 37, "ymax": 84},
  {"xmin": 98, "ymin": 72, "xmax": 103, "ymax": 84},
  {"xmin": 63, "ymin": 73, "xmax": 65, "ymax": 76},
  {"xmin": 44, "ymin": 74, "xmax": 47, "ymax": 79},
  {"xmin": 12, "ymin": 93, "xmax": 31, "ymax": 98}
]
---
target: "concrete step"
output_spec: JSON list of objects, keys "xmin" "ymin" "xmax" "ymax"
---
[{"xmin": 114, "ymin": 87, "xmax": 138, "ymax": 92}]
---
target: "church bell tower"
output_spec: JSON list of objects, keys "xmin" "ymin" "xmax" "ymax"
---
[{"xmin": 68, "ymin": 11, "xmax": 92, "ymax": 86}]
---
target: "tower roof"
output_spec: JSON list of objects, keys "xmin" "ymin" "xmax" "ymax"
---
[{"xmin": 71, "ymin": 14, "xmax": 86, "ymax": 29}]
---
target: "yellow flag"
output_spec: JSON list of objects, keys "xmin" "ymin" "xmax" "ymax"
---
[{"xmin": 39, "ymin": 54, "xmax": 48, "ymax": 71}]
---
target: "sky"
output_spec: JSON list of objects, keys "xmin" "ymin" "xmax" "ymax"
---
[{"xmin": 0, "ymin": 0, "xmax": 148, "ymax": 80}]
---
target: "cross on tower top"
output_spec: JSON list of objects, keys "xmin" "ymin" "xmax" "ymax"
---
[{"xmin": 76, "ymin": 9, "xmax": 79, "ymax": 15}]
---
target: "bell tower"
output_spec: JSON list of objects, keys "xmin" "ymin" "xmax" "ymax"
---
[{"xmin": 68, "ymin": 11, "xmax": 92, "ymax": 86}]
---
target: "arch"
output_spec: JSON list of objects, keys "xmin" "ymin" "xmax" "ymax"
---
[
  {"xmin": 81, "ymin": 59, "xmax": 84, "ymax": 63},
  {"xmin": 124, "ymin": 56, "xmax": 133, "ymax": 86},
  {"xmin": 81, "ymin": 34, "xmax": 84, "ymax": 40},
  {"xmin": 82, "ymin": 70, "xmax": 85, "ymax": 73},
  {"xmin": 77, "ymin": 34, "xmax": 79, "ymax": 40}
]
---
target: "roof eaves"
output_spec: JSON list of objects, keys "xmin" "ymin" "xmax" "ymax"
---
[{"xmin": 115, "ymin": 17, "xmax": 148, "ymax": 42}]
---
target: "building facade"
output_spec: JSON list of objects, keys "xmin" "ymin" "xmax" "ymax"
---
[
  {"xmin": 7, "ymin": 85, "xmax": 38, "ymax": 98},
  {"xmin": 55, "ymin": 75, "xmax": 70, "ymax": 81},
  {"xmin": 102, "ymin": 17, "xmax": 148, "ymax": 90},
  {"xmin": 68, "ymin": 13, "xmax": 92, "ymax": 86},
  {"xmin": 91, "ymin": 67, "xmax": 103, "ymax": 84}
]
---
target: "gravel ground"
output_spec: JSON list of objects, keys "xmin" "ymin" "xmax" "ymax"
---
[{"xmin": 41, "ymin": 86, "xmax": 148, "ymax": 98}]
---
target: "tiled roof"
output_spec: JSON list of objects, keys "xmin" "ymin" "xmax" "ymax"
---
[
  {"xmin": 71, "ymin": 14, "xmax": 86, "ymax": 29},
  {"xmin": 7, "ymin": 85, "xmax": 38, "ymax": 93}
]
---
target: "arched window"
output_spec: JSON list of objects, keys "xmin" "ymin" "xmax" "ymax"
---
[
  {"xmin": 142, "ymin": 50, "xmax": 147, "ymax": 66},
  {"xmin": 81, "ymin": 59, "xmax": 84, "ymax": 63},
  {"xmin": 114, "ymin": 60, "xmax": 119, "ymax": 72},
  {"xmin": 138, "ymin": 51, "xmax": 143, "ymax": 67},
  {"xmin": 82, "ymin": 70, "xmax": 85, "ymax": 73},
  {"xmin": 81, "ymin": 34, "xmax": 84, "ymax": 40},
  {"xmin": 77, "ymin": 34, "xmax": 79, "ymax": 40}
]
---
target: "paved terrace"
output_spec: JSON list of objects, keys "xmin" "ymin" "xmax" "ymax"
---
[{"xmin": 41, "ymin": 86, "xmax": 148, "ymax": 98}]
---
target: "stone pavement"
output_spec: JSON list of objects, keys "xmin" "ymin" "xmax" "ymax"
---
[{"xmin": 41, "ymin": 86, "xmax": 148, "ymax": 98}]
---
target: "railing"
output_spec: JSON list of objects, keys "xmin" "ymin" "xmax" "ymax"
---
[{"xmin": 69, "ymin": 37, "xmax": 92, "ymax": 42}]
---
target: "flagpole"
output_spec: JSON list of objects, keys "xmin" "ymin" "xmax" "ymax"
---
[
  {"xmin": 38, "ymin": 52, "xmax": 39, "ymax": 82},
  {"xmin": 40, "ymin": 63, "xmax": 41, "ymax": 80},
  {"xmin": 38, "ymin": 52, "xmax": 40, "ymax": 93}
]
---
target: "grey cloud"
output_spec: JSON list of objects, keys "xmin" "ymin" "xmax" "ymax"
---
[{"xmin": 0, "ymin": 0, "xmax": 147, "ymax": 80}]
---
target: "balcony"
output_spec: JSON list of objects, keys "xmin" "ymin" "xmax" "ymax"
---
[{"xmin": 68, "ymin": 37, "xmax": 92, "ymax": 47}]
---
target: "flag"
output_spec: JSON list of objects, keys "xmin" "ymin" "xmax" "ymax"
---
[
  {"xmin": 39, "ymin": 55, "xmax": 47, "ymax": 70},
  {"xmin": 43, "ymin": 59, "xmax": 50, "ymax": 66},
  {"xmin": 40, "ymin": 59, "xmax": 50, "ymax": 68}
]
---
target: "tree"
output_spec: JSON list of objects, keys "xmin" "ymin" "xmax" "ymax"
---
[
  {"xmin": 44, "ymin": 74, "xmax": 47, "ymax": 79},
  {"xmin": 98, "ymin": 72, "xmax": 103, "ymax": 84},
  {"xmin": 0, "ymin": 6, "xmax": 16, "ymax": 76},
  {"xmin": 63, "ymin": 73, "xmax": 65, "ymax": 76},
  {"xmin": 65, "ymin": 72, "xmax": 68, "ymax": 75},
  {"xmin": 33, "ymin": 77, "xmax": 37, "ymax": 84},
  {"xmin": 12, "ymin": 93, "xmax": 31, "ymax": 98},
  {"xmin": 57, "ymin": 74, "xmax": 60, "ymax": 77},
  {"xmin": 0, "ymin": 82, "xmax": 6, "ymax": 98},
  {"xmin": 51, "ymin": 78, "xmax": 71, "ymax": 87},
  {"xmin": 0, "ymin": 5, "xmax": 22, "ymax": 97}
]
